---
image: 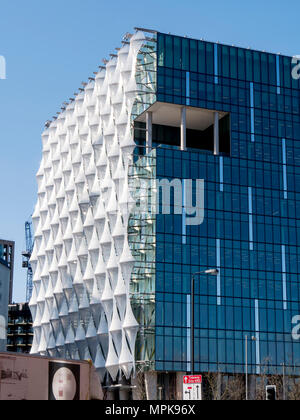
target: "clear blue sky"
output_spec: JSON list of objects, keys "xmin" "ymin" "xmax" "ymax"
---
[{"xmin": 0, "ymin": 0, "xmax": 299, "ymax": 302}]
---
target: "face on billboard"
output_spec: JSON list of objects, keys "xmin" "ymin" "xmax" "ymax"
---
[
  {"xmin": 48, "ymin": 362, "xmax": 80, "ymax": 401},
  {"xmin": 52, "ymin": 367, "xmax": 77, "ymax": 400}
]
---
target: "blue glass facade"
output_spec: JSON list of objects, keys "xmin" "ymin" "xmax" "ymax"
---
[{"xmin": 153, "ymin": 33, "xmax": 300, "ymax": 375}]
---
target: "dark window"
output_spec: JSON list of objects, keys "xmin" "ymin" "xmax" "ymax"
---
[
  {"xmin": 198, "ymin": 41, "xmax": 206, "ymax": 74},
  {"xmin": 219, "ymin": 114, "xmax": 231, "ymax": 155},
  {"xmin": 173, "ymin": 36, "xmax": 181, "ymax": 70},
  {"xmin": 182, "ymin": 38, "xmax": 190, "ymax": 71},
  {"xmin": 206, "ymin": 43, "xmax": 214, "ymax": 75}
]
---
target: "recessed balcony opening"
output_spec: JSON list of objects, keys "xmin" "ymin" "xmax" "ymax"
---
[{"xmin": 134, "ymin": 102, "xmax": 231, "ymax": 156}]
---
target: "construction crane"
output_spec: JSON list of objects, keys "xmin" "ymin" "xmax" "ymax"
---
[{"xmin": 22, "ymin": 221, "xmax": 34, "ymax": 302}]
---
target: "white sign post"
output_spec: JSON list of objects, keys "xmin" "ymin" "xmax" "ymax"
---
[{"xmin": 183, "ymin": 375, "xmax": 202, "ymax": 400}]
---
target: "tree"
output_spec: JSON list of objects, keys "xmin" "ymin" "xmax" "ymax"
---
[
  {"xmin": 204, "ymin": 372, "xmax": 245, "ymax": 400},
  {"xmin": 286, "ymin": 377, "xmax": 300, "ymax": 400},
  {"xmin": 255, "ymin": 359, "xmax": 283, "ymax": 400}
]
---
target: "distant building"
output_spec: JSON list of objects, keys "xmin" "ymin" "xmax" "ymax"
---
[
  {"xmin": 0, "ymin": 239, "xmax": 15, "ymax": 303},
  {"xmin": 0, "ymin": 259, "xmax": 10, "ymax": 352},
  {"xmin": 7, "ymin": 303, "xmax": 33, "ymax": 354}
]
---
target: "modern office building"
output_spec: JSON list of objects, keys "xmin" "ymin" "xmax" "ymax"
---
[
  {"xmin": 30, "ymin": 28, "xmax": 300, "ymax": 398},
  {"xmin": 7, "ymin": 303, "xmax": 33, "ymax": 354},
  {"xmin": 0, "ymin": 258, "xmax": 10, "ymax": 352},
  {"xmin": 0, "ymin": 239, "xmax": 15, "ymax": 303}
]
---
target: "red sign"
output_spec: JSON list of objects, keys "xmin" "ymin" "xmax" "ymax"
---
[{"xmin": 183, "ymin": 375, "xmax": 202, "ymax": 384}]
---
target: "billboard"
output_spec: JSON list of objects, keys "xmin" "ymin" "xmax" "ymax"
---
[{"xmin": 0, "ymin": 353, "xmax": 103, "ymax": 400}]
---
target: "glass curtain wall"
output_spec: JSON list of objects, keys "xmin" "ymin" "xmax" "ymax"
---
[{"xmin": 153, "ymin": 33, "xmax": 300, "ymax": 375}]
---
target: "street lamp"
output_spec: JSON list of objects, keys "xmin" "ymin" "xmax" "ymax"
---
[
  {"xmin": 282, "ymin": 363, "xmax": 286, "ymax": 401},
  {"xmin": 191, "ymin": 269, "xmax": 219, "ymax": 375},
  {"xmin": 245, "ymin": 335, "xmax": 256, "ymax": 400}
]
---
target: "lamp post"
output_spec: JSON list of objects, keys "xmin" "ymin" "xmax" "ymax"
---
[
  {"xmin": 191, "ymin": 269, "xmax": 219, "ymax": 375},
  {"xmin": 245, "ymin": 335, "xmax": 256, "ymax": 401},
  {"xmin": 282, "ymin": 363, "xmax": 286, "ymax": 401}
]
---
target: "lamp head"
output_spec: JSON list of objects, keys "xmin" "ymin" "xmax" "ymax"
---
[{"xmin": 205, "ymin": 269, "xmax": 219, "ymax": 276}]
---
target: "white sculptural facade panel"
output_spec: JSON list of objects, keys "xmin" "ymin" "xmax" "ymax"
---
[{"xmin": 30, "ymin": 31, "xmax": 156, "ymax": 382}]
